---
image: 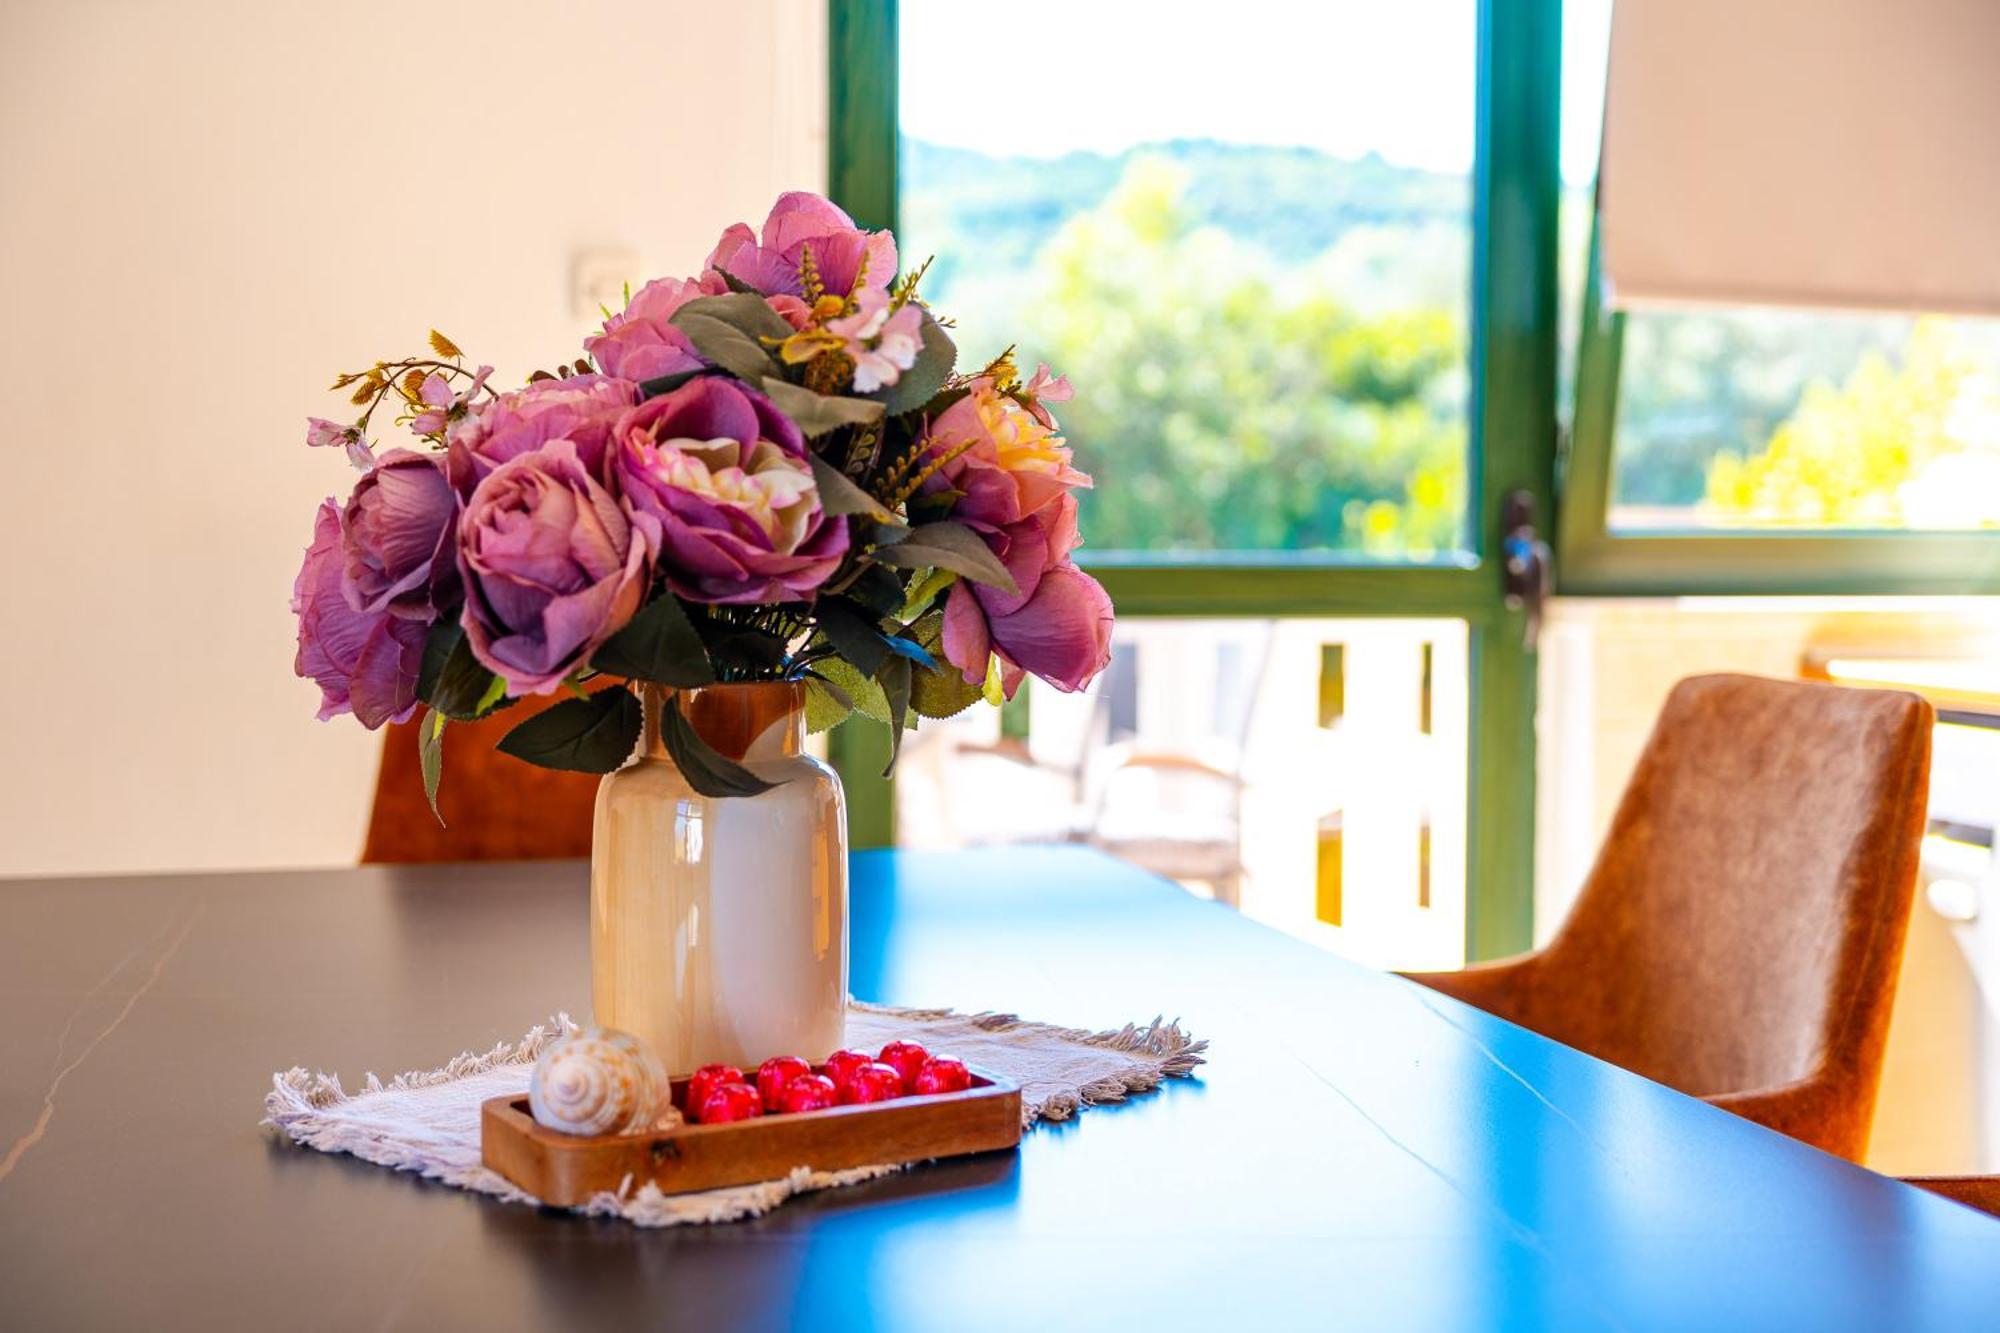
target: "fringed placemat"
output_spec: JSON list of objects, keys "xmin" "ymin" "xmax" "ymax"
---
[{"xmin": 263, "ymin": 1001, "xmax": 1204, "ymax": 1227}]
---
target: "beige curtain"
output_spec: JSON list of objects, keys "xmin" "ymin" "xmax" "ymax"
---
[{"xmin": 1601, "ymin": 0, "xmax": 2000, "ymax": 316}]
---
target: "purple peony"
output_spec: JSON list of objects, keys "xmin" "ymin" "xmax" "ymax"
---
[
  {"xmin": 457, "ymin": 440, "xmax": 649, "ymax": 695},
  {"xmin": 293, "ymin": 500, "xmax": 427, "ymax": 728},
  {"xmin": 706, "ymin": 192, "xmax": 897, "ymax": 302},
  {"xmin": 583, "ymin": 274, "xmax": 727, "ymax": 382},
  {"xmin": 341, "ymin": 448, "xmax": 458, "ymax": 620},
  {"xmin": 445, "ymin": 373, "xmax": 639, "ymax": 495},
  {"xmin": 609, "ymin": 378, "xmax": 847, "ymax": 605}
]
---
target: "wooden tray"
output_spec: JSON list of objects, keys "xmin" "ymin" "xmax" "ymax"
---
[{"xmin": 482, "ymin": 1068, "xmax": 1022, "ymax": 1205}]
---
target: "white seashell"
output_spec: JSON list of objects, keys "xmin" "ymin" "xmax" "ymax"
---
[{"xmin": 529, "ymin": 1027, "xmax": 679, "ymax": 1137}]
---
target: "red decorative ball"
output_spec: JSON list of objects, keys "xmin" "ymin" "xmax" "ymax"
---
[
  {"xmin": 756, "ymin": 1056, "xmax": 814, "ymax": 1113},
  {"xmin": 819, "ymin": 1049, "xmax": 874, "ymax": 1090},
  {"xmin": 877, "ymin": 1040, "xmax": 931, "ymax": 1093},
  {"xmin": 912, "ymin": 1057, "xmax": 972, "ymax": 1096},
  {"xmin": 697, "ymin": 1081, "xmax": 763, "ymax": 1124},
  {"xmin": 837, "ymin": 1061, "xmax": 904, "ymax": 1105},
  {"xmin": 686, "ymin": 1064, "xmax": 744, "ymax": 1117},
  {"xmin": 778, "ymin": 1072, "xmax": 839, "ymax": 1115}
]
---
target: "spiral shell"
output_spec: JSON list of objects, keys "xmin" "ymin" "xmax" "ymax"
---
[{"xmin": 529, "ymin": 1027, "xmax": 678, "ymax": 1137}]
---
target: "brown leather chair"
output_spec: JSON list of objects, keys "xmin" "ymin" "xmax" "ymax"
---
[
  {"xmin": 1901, "ymin": 1175, "xmax": 2000, "ymax": 1218},
  {"xmin": 1404, "ymin": 673, "xmax": 1933, "ymax": 1162},
  {"xmin": 362, "ymin": 690, "xmax": 602, "ymax": 863}
]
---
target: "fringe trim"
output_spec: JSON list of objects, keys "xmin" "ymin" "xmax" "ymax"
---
[
  {"xmin": 848, "ymin": 1000, "xmax": 1209, "ymax": 1125},
  {"xmin": 262, "ymin": 1015, "xmax": 577, "ymax": 1123}
]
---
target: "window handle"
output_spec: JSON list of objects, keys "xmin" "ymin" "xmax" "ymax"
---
[{"xmin": 1501, "ymin": 490, "xmax": 1553, "ymax": 654}]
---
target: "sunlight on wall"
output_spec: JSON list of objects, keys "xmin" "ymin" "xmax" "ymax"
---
[{"xmin": 0, "ymin": 0, "xmax": 826, "ymax": 876}]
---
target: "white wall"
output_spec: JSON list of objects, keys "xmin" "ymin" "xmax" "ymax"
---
[{"xmin": 0, "ymin": 0, "xmax": 827, "ymax": 876}]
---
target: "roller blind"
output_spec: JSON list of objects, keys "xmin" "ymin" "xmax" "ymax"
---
[{"xmin": 1600, "ymin": 0, "xmax": 2000, "ymax": 316}]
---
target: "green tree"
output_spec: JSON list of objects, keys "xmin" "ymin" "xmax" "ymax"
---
[
  {"xmin": 1703, "ymin": 320, "xmax": 1989, "ymax": 526},
  {"xmin": 1003, "ymin": 157, "xmax": 1466, "ymax": 555}
]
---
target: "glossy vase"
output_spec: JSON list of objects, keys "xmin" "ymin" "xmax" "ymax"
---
[{"xmin": 590, "ymin": 681, "xmax": 847, "ymax": 1073}]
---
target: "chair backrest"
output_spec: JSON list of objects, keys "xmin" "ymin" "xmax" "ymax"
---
[
  {"xmin": 1525, "ymin": 674, "xmax": 1933, "ymax": 1114},
  {"xmin": 362, "ymin": 692, "xmax": 602, "ymax": 863}
]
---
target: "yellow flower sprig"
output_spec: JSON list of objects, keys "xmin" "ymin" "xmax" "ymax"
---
[{"xmin": 328, "ymin": 330, "xmax": 492, "ymax": 440}]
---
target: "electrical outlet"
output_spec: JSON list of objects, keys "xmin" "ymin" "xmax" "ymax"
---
[{"xmin": 572, "ymin": 247, "xmax": 641, "ymax": 321}]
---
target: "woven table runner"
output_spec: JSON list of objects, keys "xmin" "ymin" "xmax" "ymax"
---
[{"xmin": 263, "ymin": 1001, "xmax": 1204, "ymax": 1227}]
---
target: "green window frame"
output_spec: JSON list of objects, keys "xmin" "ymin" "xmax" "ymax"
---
[
  {"xmin": 827, "ymin": 0, "xmax": 1562, "ymax": 960},
  {"xmin": 1558, "ymin": 207, "xmax": 2000, "ymax": 596}
]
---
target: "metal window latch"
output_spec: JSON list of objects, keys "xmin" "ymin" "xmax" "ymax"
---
[{"xmin": 1500, "ymin": 490, "xmax": 1553, "ymax": 654}]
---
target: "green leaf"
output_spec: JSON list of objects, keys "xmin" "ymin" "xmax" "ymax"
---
[
  {"xmin": 814, "ymin": 598, "xmax": 891, "ymax": 675},
  {"xmin": 844, "ymin": 563, "xmax": 908, "ymax": 618},
  {"xmin": 761, "ymin": 376, "xmax": 887, "ymax": 438},
  {"xmin": 900, "ymin": 566, "xmax": 958, "ymax": 619},
  {"xmin": 637, "ymin": 367, "xmax": 710, "ymax": 399},
  {"xmin": 714, "ymin": 269, "xmax": 764, "ymax": 296},
  {"xmin": 815, "ymin": 656, "xmax": 891, "ymax": 723},
  {"xmin": 591, "ymin": 595, "xmax": 714, "ymax": 687},
  {"xmin": 876, "ymin": 310, "xmax": 957, "ymax": 415},
  {"xmin": 496, "ymin": 688, "xmax": 642, "ymax": 774},
  {"xmin": 870, "ymin": 520, "xmax": 1019, "ymax": 597},
  {"xmin": 417, "ymin": 620, "xmax": 507, "ymax": 720},
  {"xmin": 803, "ymin": 675, "xmax": 855, "ymax": 734},
  {"xmin": 674, "ymin": 292, "xmax": 796, "ymax": 343},
  {"xmin": 672, "ymin": 312, "xmax": 778, "ymax": 382},
  {"xmin": 906, "ymin": 609, "xmax": 983, "ymax": 720},
  {"xmin": 473, "ymin": 675, "xmax": 507, "ymax": 716},
  {"xmin": 806, "ymin": 454, "xmax": 903, "ymax": 526},
  {"xmin": 877, "ymin": 656, "xmax": 913, "ymax": 776},
  {"xmin": 659, "ymin": 697, "xmax": 780, "ymax": 798},
  {"xmin": 418, "ymin": 709, "xmax": 447, "ymax": 825}
]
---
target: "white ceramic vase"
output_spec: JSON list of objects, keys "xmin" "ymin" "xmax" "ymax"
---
[{"xmin": 590, "ymin": 682, "xmax": 847, "ymax": 1073}]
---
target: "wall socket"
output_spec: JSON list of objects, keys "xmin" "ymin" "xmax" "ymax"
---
[{"xmin": 571, "ymin": 246, "xmax": 642, "ymax": 321}]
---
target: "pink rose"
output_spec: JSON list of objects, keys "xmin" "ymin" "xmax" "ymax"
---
[
  {"xmin": 610, "ymin": 378, "xmax": 847, "ymax": 604},
  {"xmin": 919, "ymin": 372, "xmax": 1112, "ymax": 694},
  {"xmin": 341, "ymin": 448, "xmax": 458, "ymax": 620},
  {"xmin": 583, "ymin": 273, "xmax": 728, "ymax": 382},
  {"xmin": 706, "ymin": 191, "xmax": 897, "ymax": 301},
  {"xmin": 939, "ymin": 496, "xmax": 1114, "ymax": 695},
  {"xmin": 445, "ymin": 373, "xmax": 638, "ymax": 495},
  {"xmin": 293, "ymin": 500, "xmax": 426, "ymax": 728},
  {"xmin": 457, "ymin": 440, "xmax": 649, "ymax": 695}
]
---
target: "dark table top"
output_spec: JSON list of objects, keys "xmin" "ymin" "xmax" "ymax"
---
[{"xmin": 1, "ymin": 846, "xmax": 1995, "ymax": 1331}]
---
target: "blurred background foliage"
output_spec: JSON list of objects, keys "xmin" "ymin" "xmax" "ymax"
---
[
  {"xmin": 905, "ymin": 146, "xmax": 1469, "ymax": 556},
  {"xmin": 903, "ymin": 139, "xmax": 2000, "ymax": 551}
]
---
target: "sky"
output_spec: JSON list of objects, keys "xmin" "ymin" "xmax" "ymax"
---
[{"xmin": 899, "ymin": 0, "xmax": 1613, "ymax": 184}]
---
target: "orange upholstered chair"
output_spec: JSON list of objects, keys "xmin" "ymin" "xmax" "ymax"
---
[
  {"xmin": 362, "ymin": 690, "xmax": 602, "ymax": 863},
  {"xmin": 1403, "ymin": 673, "xmax": 1933, "ymax": 1163},
  {"xmin": 1900, "ymin": 1176, "xmax": 2000, "ymax": 1218}
]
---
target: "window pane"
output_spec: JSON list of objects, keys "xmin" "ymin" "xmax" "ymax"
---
[
  {"xmin": 893, "ymin": 617, "xmax": 1470, "ymax": 971},
  {"xmin": 1610, "ymin": 310, "xmax": 2000, "ymax": 531},
  {"xmin": 897, "ymin": 0, "xmax": 1477, "ymax": 559},
  {"xmin": 1565, "ymin": 6, "xmax": 2000, "ymax": 534},
  {"xmin": 1560, "ymin": 0, "xmax": 1613, "ymax": 408}
]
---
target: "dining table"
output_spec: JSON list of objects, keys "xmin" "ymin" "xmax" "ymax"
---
[{"xmin": 1, "ymin": 845, "xmax": 1996, "ymax": 1331}]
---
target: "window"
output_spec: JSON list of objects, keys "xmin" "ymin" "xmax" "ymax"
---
[
  {"xmin": 897, "ymin": 0, "xmax": 1477, "ymax": 559},
  {"xmin": 892, "ymin": 616, "xmax": 1470, "ymax": 970},
  {"xmin": 1557, "ymin": 0, "xmax": 2000, "ymax": 594},
  {"xmin": 1610, "ymin": 310, "xmax": 2000, "ymax": 532},
  {"xmin": 830, "ymin": 0, "xmax": 1560, "ymax": 963}
]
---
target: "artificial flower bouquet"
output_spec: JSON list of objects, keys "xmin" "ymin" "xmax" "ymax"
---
[{"xmin": 292, "ymin": 192, "xmax": 1114, "ymax": 805}]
